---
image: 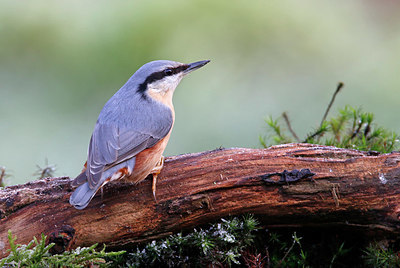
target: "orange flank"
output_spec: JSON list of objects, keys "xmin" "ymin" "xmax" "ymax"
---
[{"xmin": 123, "ymin": 132, "xmax": 171, "ymax": 184}]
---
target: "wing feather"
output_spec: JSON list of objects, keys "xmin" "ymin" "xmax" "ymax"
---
[{"xmin": 84, "ymin": 97, "xmax": 173, "ymax": 189}]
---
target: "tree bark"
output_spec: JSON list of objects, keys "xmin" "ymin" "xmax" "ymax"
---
[{"xmin": 1, "ymin": 143, "xmax": 400, "ymax": 258}]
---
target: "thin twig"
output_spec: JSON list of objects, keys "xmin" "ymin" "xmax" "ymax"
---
[
  {"xmin": 320, "ymin": 82, "xmax": 344, "ymax": 128},
  {"xmin": 282, "ymin": 112, "xmax": 300, "ymax": 142},
  {"xmin": 279, "ymin": 237, "xmax": 296, "ymax": 264},
  {"xmin": 303, "ymin": 82, "xmax": 344, "ymax": 143},
  {"xmin": 0, "ymin": 167, "xmax": 5, "ymax": 187}
]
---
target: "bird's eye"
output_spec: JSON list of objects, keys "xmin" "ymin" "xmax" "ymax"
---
[{"xmin": 164, "ymin": 69, "xmax": 173, "ymax": 76}]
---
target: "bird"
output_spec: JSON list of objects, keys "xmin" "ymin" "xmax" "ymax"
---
[{"xmin": 69, "ymin": 59, "xmax": 210, "ymax": 210}]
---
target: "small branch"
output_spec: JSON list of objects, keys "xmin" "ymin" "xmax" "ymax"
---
[
  {"xmin": 282, "ymin": 112, "xmax": 300, "ymax": 142},
  {"xmin": 320, "ymin": 82, "xmax": 344, "ymax": 128},
  {"xmin": 303, "ymin": 82, "xmax": 344, "ymax": 143}
]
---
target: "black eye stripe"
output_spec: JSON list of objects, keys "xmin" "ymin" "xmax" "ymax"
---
[
  {"xmin": 137, "ymin": 65, "xmax": 189, "ymax": 95},
  {"xmin": 164, "ymin": 65, "xmax": 188, "ymax": 76}
]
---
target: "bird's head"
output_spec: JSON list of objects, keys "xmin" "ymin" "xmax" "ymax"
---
[{"xmin": 132, "ymin": 60, "xmax": 210, "ymax": 106}]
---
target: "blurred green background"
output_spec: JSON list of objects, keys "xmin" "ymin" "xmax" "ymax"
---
[{"xmin": 1, "ymin": 1, "xmax": 400, "ymax": 184}]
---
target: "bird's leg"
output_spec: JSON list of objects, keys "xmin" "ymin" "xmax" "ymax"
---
[{"xmin": 151, "ymin": 155, "xmax": 164, "ymax": 202}]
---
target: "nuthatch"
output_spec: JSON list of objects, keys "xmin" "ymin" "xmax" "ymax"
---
[{"xmin": 69, "ymin": 60, "xmax": 210, "ymax": 209}]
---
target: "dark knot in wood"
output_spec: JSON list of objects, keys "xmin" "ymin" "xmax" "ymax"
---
[
  {"xmin": 262, "ymin": 169, "xmax": 315, "ymax": 184},
  {"xmin": 48, "ymin": 225, "xmax": 75, "ymax": 254}
]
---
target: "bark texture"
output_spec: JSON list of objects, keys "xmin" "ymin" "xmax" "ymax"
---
[{"xmin": 1, "ymin": 143, "xmax": 400, "ymax": 258}]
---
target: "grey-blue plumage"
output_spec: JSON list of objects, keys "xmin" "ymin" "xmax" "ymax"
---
[
  {"xmin": 70, "ymin": 61, "xmax": 178, "ymax": 209},
  {"xmin": 70, "ymin": 157, "xmax": 136, "ymax": 209},
  {"xmin": 69, "ymin": 59, "xmax": 210, "ymax": 210}
]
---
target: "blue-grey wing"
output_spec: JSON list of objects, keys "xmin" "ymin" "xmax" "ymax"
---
[{"xmin": 85, "ymin": 116, "xmax": 173, "ymax": 189}]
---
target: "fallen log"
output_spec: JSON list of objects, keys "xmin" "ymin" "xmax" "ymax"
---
[{"xmin": 1, "ymin": 143, "xmax": 400, "ymax": 258}]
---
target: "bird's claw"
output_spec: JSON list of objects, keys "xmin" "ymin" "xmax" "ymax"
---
[{"xmin": 151, "ymin": 156, "xmax": 165, "ymax": 202}]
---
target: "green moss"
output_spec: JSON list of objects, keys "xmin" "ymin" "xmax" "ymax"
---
[
  {"xmin": 125, "ymin": 215, "xmax": 258, "ymax": 267},
  {"xmin": 0, "ymin": 230, "xmax": 125, "ymax": 267},
  {"xmin": 260, "ymin": 105, "xmax": 399, "ymax": 153},
  {"xmin": 363, "ymin": 242, "xmax": 400, "ymax": 268}
]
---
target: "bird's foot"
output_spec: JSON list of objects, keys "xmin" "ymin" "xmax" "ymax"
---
[{"xmin": 151, "ymin": 156, "xmax": 165, "ymax": 202}]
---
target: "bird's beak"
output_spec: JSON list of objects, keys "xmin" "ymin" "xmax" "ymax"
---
[{"xmin": 184, "ymin": 60, "xmax": 210, "ymax": 75}]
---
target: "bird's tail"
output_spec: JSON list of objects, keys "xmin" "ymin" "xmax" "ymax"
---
[
  {"xmin": 69, "ymin": 172, "xmax": 104, "ymax": 210},
  {"xmin": 69, "ymin": 158, "xmax": 136, "ymax": 210},
  {"xmin": 69, "ymin": 181, "xmax": 101, "ymax": 210},
  {"xmin": 71, "ymin": 171, "xmax": 88, "ymax": 187}
]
